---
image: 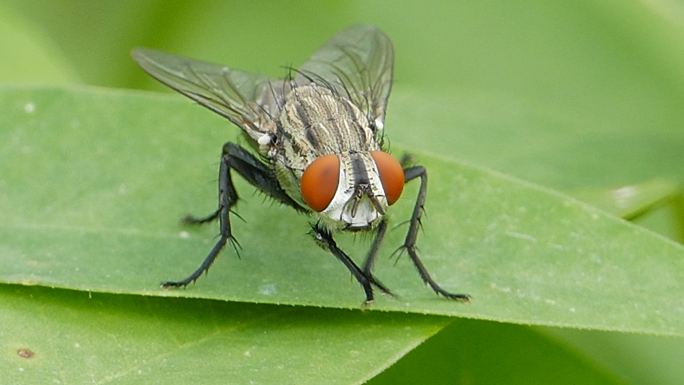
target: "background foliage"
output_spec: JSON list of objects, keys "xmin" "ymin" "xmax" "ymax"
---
[{"xmin": 1, "ymin": 1, "xmax": 683, "ymax": 384}]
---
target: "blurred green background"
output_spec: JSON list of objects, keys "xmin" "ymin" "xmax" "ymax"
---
[
  {"xmin": 2, "ymin": 1, "xmax": 683, "ymax": 384},
  {"xmin": 3, "ymin": 1, "xmax": 683, "ymax": 198}
]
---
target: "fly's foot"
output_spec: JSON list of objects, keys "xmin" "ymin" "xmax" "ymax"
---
[
  {"xmin": 361, "ymin": 298, "xmax": 375, "ymax": 308},
  {"xmin": 181, "ymin": 208, "xmax": 220, "ymax": 225},
  {"xmin": 160, "ymin": 279, "xmax": 191, "ymax": 289},
  {"xmin": 368, "ymin": 275, "xmax": 396, "ymax": 298},
  {"xmin": 432, "ymin": 286, "xmax": 471, "ymax": 302}
]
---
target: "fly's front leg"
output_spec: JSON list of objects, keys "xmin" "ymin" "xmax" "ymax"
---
[
  {"xmin": 402, "ymin": 165, "xmax": 471, "ymax": 301},
  {"xmin": 182, "ymin": 208, "xmax": 221, "ymax": 225},
  {"xmin": 162, "ymin": 142, "xmax": 304, "ymax": 288},
  {"xmin": 310, "ymin": 223, "xmax": 393, "ymax": 304},
  {"xmin": 360, "ymin": 219, "xmax": 395, "ymax": 297}
]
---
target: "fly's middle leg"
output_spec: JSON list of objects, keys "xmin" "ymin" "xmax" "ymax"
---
[
  {"xmin": 183, "ymin": 142, "xmax": 306, "ymax": 226},
  {"xmin": 161, "ymin": 143, "xmax": 241, "ymax": 288}
]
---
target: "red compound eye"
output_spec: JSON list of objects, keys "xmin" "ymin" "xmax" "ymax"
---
[
  {"xmin": 301, "ymin": 154, "xmax": 340, "ymax": 211},
  {"xmin": 370, "ymin": 151, "xmax": 404, "ymax": 205}
]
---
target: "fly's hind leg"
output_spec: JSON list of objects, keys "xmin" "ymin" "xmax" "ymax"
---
[
  {"xmin": 401, "ymin": 165, "xmax": 471, "ymax": 301},
  {"xmin": 162, "ymin": 142, "xmax": 305, "ymax": 288}
]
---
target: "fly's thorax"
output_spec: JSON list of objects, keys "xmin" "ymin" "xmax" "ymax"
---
[
  {"xmin": 276, "ymin": 84, "xmax": 379, "ymax": 170},
  {"xmin": 272, "ymin": 83, "xmax": 383, "ymax": 213}
]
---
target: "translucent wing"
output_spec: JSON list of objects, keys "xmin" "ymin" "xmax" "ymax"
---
[
  {"xmin": 296, "ymin": 25, "xmax": 394, "ymax": 132},
  {"xmin": 132, "ymin": 48, "xmax": 286, "ymax": 141}
]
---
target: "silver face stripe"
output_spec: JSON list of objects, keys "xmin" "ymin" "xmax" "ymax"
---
[
  {"xmin": 321, "ymin": 153, "xmax": 387, "ymax": 229},
  {"xmin": 350, "ymin": 152, "xmax": 370, "ymax": 186}
]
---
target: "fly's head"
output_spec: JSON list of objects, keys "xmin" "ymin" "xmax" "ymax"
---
[{"xmin": 300, "ymin": 151, "xmax": 405, "ymax": 230}]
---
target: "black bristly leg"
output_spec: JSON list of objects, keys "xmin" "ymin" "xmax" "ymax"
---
[
  {"xmin": 402, "ymin": 165, "xmax": 471, "ymax": 301},
  {"xmin": 360, "ymin": 219, "xmax": 395, "ymax": 297},
  {"xmin": 221, "ymin": 143, "xmax": 307, "ymax": 212},
  {"xmin": 182, "ymin": 207, "xmax": 221, "ymax": 225},
  {"xmin": 310, "ymin": 223, "xmax": 393, "ymax": 304},
  {"xmin": 183, "ymin": 143, "xmax": 307, "ymax": 226},
  {"xmin": 161, "ymin": 145, "xmax": 235, "ymax": 288},
  {"xmin": 162, "ymin": 142, "xmax": 306, "ymax": 288}
]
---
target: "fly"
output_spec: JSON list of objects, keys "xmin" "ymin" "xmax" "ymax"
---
[{"xmin": 132, "ymin": 25, "xmax": 470, "ymax": 303}]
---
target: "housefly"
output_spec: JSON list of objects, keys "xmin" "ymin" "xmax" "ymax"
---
[{"xmin": 132, "ymin": 25, "xmax": 470, "ymax": 303}]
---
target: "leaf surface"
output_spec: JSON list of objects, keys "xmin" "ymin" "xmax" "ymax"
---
[
  {"xmin": 0, "ymin": 285, "xmax": 445, "ymax": 385},
  {"xmin": 1, "ymin": 86, "xmax": 682, "ymax": 336}
]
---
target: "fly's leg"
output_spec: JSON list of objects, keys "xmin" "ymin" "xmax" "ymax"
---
[
  {"xmin": 360, "ymin": 219, "xmax": 395, "ymax": 297},
  {"xmin": 223, "ymin": 143, "xmax": 306, "ymax": 211},
  {"xmin": 161, "ymin": 143, "xmax": 237, "ymax": 288},
  {"xmin": 402, "ymin": 165, "xmax": 471, "ymax": 301},
  {"xmin": 183, "ymin": 143, "xmax": 306, "ymax": 225},
  {"xmin": 182, "ymin": 208, "xmax": 221, "ymax": 225},
  {"xmin": 162, "ymin": 142, "xmax": 305, "ymax": 288},
  {"xmin": 310, "ymin": 223, "xmax": 393, "ymax": 304}
]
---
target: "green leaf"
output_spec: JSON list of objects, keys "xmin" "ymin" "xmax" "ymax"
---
[
  {"xmin": 1, "ymin": 86, "xmax": 682, "ymax": 337},
  {"xmin": 0, "ymin": 285, "xmax": 446, "ymax": 384},
  {"xmin": 369, "ymin": 320, "xmax": 626, "ymax": 385},
  {"xmin": 572, "ymin": 179, "xmax": 682, "ymax": 220}
]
